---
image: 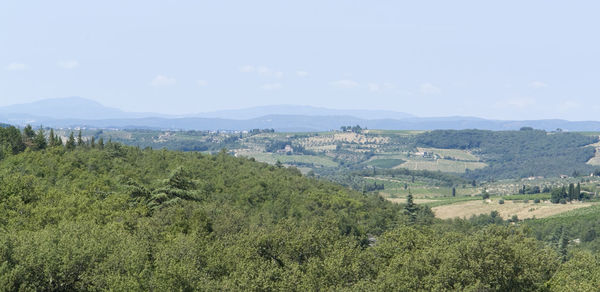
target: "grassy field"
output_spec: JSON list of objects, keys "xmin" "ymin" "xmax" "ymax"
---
[
  {"xmin": 432, "ymin": 199, "xmax": 594, "ymax": 220},
  {"xmin": 245, "ymin": 153, "xmax": 339, "ymax": 167},
  {"xmin": 364, "ymin": 159, "xmax": 405, "ymax": 168},
  {"xmin": 417, "ymin": 147, "xmax": 481, "ymax": 161},
  {"xmin": 398, "ymin": 159, "xmax": 487, "ymax": 173}
]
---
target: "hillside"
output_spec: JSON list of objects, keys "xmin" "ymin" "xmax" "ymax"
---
[
  {"xmin": 416, "ymin": 129, "xmax": 599, "ymax": 179},
  {"xmin": 1, "ymin": 125, "xmax": 600, "ymax": 290}
]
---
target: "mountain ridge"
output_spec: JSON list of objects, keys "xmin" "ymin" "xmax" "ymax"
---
[{"xmin": 2, "ymin": 97, "xmax": 600, "ymax": 132}]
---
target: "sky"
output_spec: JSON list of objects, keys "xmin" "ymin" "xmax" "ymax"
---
[{"xmin": 1, "ymin": 1, "xmax": 599, "ymax": 120}]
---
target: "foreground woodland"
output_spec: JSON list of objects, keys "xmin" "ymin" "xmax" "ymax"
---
[{"xmin": 1, "ymin": 125, "xmax": 599, "ymax": 291}]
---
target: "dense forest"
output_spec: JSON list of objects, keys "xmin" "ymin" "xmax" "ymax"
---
[
  {"xmin": 416, "ymin": 129, "xmax": 599, "ymax": 180},
  {"xmin": 1, "ymin": 125, "xmax": 600, "ymax": 290}
]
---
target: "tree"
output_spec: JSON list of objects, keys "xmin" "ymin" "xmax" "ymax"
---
[
  {"xmin": 0, "ymin": 126, "xmax": 25, "ymax": 154},
  {"xmin": 98, "ymin": 137, "xmax": 104, "ymax": 149},
  {"xmin": 22, "ymin": 124, "xmax": 36, "ymax": 147},
  {"xmin": 452, "ymin": 187, "xmax": 456, "ymax": 197},
  {"xmin": 32, "ymin": 127, "xmax": 47, "ymax": 150},
  {"xmin": 404, "ymin": 193, "xmax": 418, "ymax": 224},
  {"xmin": 48, "ymin": 129, "xmax": 56, "ymax": 146},
  {"xmin": 576, "ymin": 183, "xmax": 582, "ymax": 201},
  {"xmin": 482, "ymin": 189, "xmax": 490, "ymax": 200},
  {"xmin": 90, "ymin": 136, "xmax": 96, "ymax": 148},
  {"xmin": 66, "ymin": 132, "xmax": 76, "ymax": 150},
  {"xmin": 77, "ymin": 130, "xmax": 84, "ymax": 146},
  {"xmin": 568, "ymin": 183, "xmax": 575, "ymax": 202}
]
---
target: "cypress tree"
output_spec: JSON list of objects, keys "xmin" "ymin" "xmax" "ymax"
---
[
  {"xmin": 54, "ymin": 133, "xmax": 63, "ymax": 147},
  {"xmin": 66, "ymin": 132, "xmax": 76, "ymax": 150},
  {"xmin": 77, "ymin": 130, "xmax": 84, "ymax": 146},
  {"xmin": 405, "ymin": 192, "xmax": 418, "ymax": 224},
  {"xmin": 48, "ymin": 129, "xmax": 56, "ymax": 147},
  {"xmin": 568, "ymin": 183, "xmax": 575, "ymax": 201}
]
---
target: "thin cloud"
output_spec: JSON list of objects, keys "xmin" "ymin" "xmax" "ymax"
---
[
  {"xmin": 530, "ymin": 81, "xmax": 548, "ymax": 88},
  {"xmin": 58, "ymin": 60, "xmax": 79, "ymax": 69},
  {"xmin": 5, "ymin": 62, "xmax": 27, "ymax": 71},
  {"xmin": 420, "ymin": 83, "xmax": 441, "ymax": 95},
  {"xmin": 197, "ymin": 80, "xmax": 208, "ymax": 87},
  {"xmin": 331, "ymin": 79, "xmax": 359, "ymax": 89},
  {"xmin": 151, "ymin": 75, "xmax": 176, "ymax": 86},
  {"xmin": 261, "ymin": 83, "xmax": 282, "ymax": 90}
]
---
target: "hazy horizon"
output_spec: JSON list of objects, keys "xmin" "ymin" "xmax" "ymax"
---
[{"xmin": 2, "ymin": 1, "xmax": 600, "ymax": 121}]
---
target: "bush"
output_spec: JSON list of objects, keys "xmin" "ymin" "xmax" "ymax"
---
[
  {"xmin": 559, "ymin": 199, "xmax": 567, "ymax": 204},
  {"xmin": 498, "ymin": 199, "xmax": 505, "ymax": 204},
  {"xmin": 523, "ymin": 199, "xmax": 529, "ymax": 203},
  {"xmin": 534, "ymin": 199, "xmax": 541, "ymax": 204}
]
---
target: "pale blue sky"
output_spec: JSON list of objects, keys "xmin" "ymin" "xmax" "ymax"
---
[{"xmin": 1, "ymin": 1, "xmax": 599, "ymax": 120}]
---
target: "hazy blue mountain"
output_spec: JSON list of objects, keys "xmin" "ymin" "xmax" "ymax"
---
[
  {"xmin": 0, "ymin": 97, "xmax": 165, "ymax": 120},
  {"xmin": 1, "ymin": 97, "xmax": 600, "ymax": 132},
  {"xmin": 194, "ymin": 105, "xmax": 415, "ymax": 120}
]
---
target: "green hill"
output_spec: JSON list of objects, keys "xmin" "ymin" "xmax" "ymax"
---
[{"xmin": 0, "ymin": 125, "xmax": 599, "ymax": 290}]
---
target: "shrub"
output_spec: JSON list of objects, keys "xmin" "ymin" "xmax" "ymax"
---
[
  {"xmin": 498, "ymin": 199, "xmax": 505, "ymax": 204},
  {"xmin": 534, "ymin": 199, "xmax": 541, "ymax": 204}
]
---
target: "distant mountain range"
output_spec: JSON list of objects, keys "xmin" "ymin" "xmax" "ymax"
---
[{"xmin": 1, "ymin": 97, "xmax": 600, "ymax": 132}]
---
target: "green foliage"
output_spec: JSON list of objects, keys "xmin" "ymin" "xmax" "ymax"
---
[
  {"xmin": 416, "ymin": 129, "xmax": 598, "ymax": 180},
  {"xmin": 0, "ymin": 127, "xmax": 594, "ymax": 290}
]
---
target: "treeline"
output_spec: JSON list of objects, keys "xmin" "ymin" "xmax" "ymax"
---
[
  {"xmin": 0, "ymin": 124, "xmax": 110, "ymax": 157},
  {"xmin": 549, "ymin": 183, "xmax": 593, "ymax": 203},
  {"xmin": 416, "ymin": 129, "xmax": 599, "ymax": 180},
  {"xmin": 1, "ymin": 126, "xmax": 600, "ymax": 290}
]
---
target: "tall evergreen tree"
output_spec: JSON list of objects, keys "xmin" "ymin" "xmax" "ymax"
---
[
  {"xmin": 90, "ymin": 136, "xmax": 95, "ymax": 148},
  {"xmin": 98, "ymin": 137, "xmax": 104, "ymax": 149},
  {"xmin": 568, "ymin": 183, "xmax": 575, "ymax": 201},
  {"xmin": 405, "ymin": 192, "xmax": 418, "ymax": 224},
  {"xmin": 48, "ymin": 129, "xmax": 56, "ymax": 147},
  {"xmin": 53, "ymin": 133, "xmax": 63, "ymax": 147},
  {"xmin": 77, "ymin": 130, "xmax": 84, "ymax": 146},
  {"xmin": 576, "ymin": 183, "xmax": 582, "ymax": 201},
  {"xmin": 32, "ymin": 127, "xmax": 47, "ymax": 150},
  {"xmin": 66, "ymin": 132, "xmax": 76, "ymax": 150}
]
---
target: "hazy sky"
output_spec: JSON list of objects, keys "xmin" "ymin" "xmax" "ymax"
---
[{"xmin": 1, "ymin": 1, "xmax": 599, "ymax": 120}]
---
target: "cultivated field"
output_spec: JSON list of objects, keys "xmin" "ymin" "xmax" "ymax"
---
[
  {"xmin": 398, "ymin": 159, "xmax": 487, "ymax": 173},
  {"xmin": 242, "ymin": 152, "xmax": 339, "ymax": 167},
  {"xmin": 432, "ymin": 199, "xmax": 594, "ymax": 220}
]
